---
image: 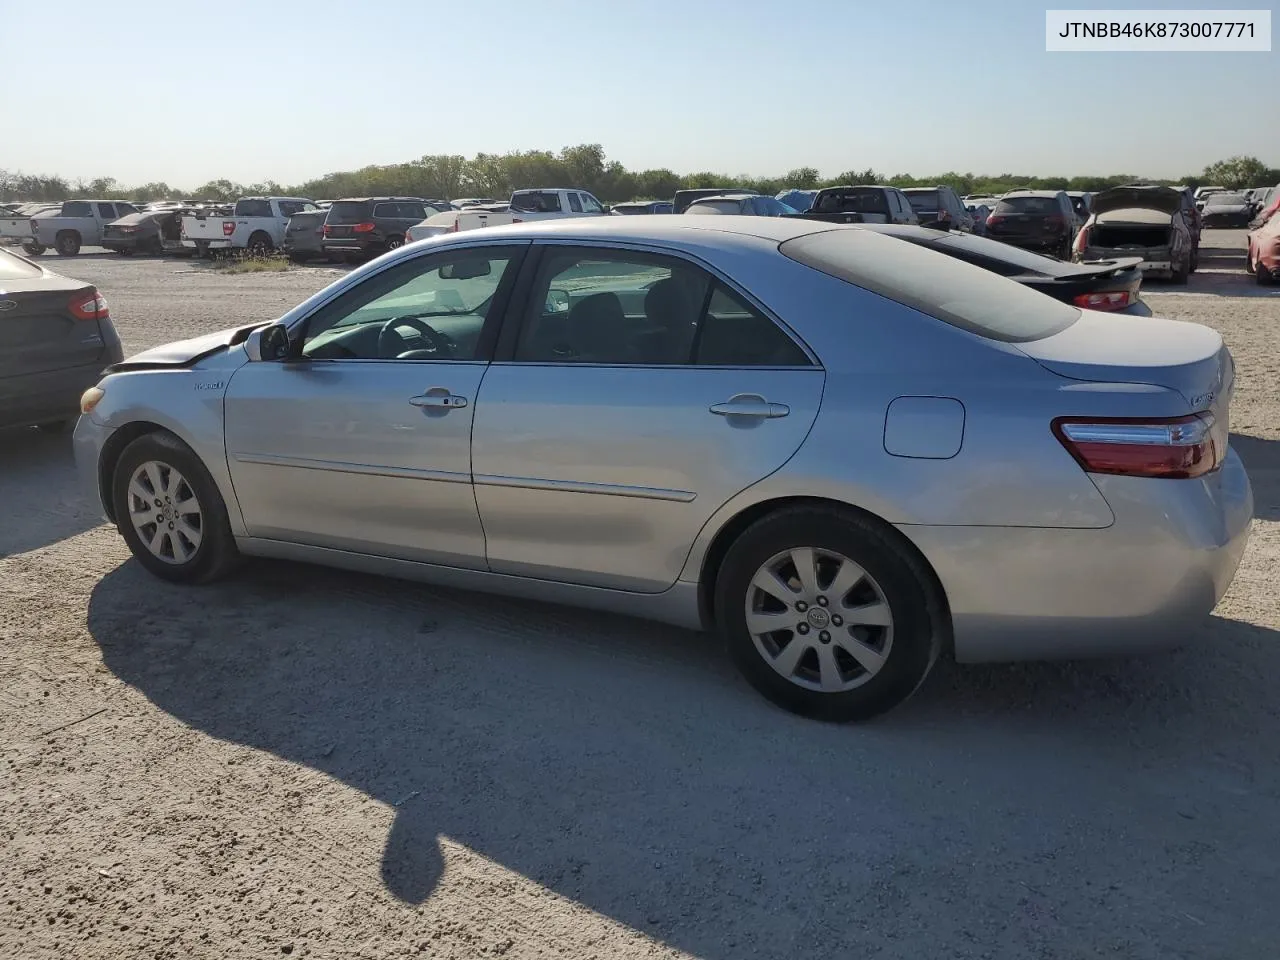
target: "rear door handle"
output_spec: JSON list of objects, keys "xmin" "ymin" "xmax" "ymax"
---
[
  {"xmin": 409, "ymin": 390, "xmax": 468, "ymax": 409},
  {"xmin": 709, "ymin": 394, "xmax": 789, "ymax": 419}
]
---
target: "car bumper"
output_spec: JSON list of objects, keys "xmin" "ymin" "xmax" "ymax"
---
[
  {"xmin": 900, "ymin": 449, "xmax": 1253, "ymax": 663},
  {"xmin": 182, "ymin": 239, "xmax": 235, "ymax": 249},
  {"xmin": 322, "ymin": 239, "xmax": 382, "ymax": 253},
  {"xmin": 102, "ymin": 236, "xmax": 144, "ymax": 251},
  {"xmin": 0, "ymin": 359, "xmax": 119, "ymax": 430},
  {"xmin": 73, "ymin": 414, "xmax": 113, "ymax": 520}
]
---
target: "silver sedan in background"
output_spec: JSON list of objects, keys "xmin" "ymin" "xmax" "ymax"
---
[{"xmin": 73, "ymin": 218, "xmax": 1252, "ymax": 720}]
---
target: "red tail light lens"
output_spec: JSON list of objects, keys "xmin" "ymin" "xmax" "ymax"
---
[
  {"xmin": 69, "ymin": 289, "xmax": 109, "ymax": 321},
  {"xmin": 985, "ymin": 215, "xmax": 1004, "ymax": 227},
  {"xmin": 1072, "ymin": 290, "xmax": 1133, "ymax": 311},
  {"xmin": 1052, "ymin": 414, "xmax": 1220, "ymax": 479},
  {"xmin": 222, "ymin": 221, "xmax": 235, "ymax": 236},
  {"xmin": 322, "ymin": 224, "xmax": 331, "ymax": 236},
  {"xmin": 448, "ymin": 218, "xmax": 460, "ymax": 233},
  {"xmin": 352, "ymin": 222, "xmax": 376, "ymax": 233}
]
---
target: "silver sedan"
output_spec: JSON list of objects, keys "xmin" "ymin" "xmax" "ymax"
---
[{"xmin": 73, "ymin": 217, "xmax": 1253, "ymax": 720}]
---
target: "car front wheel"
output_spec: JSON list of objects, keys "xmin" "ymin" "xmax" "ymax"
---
[
  {"xmin": 715, "ymin": 506, "xmax": 943, "ymax": 721},
  {"xmin": 112, "ymin": 431, "xmax": 240, "ymax": 583}
]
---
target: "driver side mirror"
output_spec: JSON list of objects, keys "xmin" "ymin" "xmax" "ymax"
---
[
  {"xmin": 245, "ymin": 323, "xmax": 291, "ymax": 362},
  {"xmin": 545, "ymin": 289, "xmax": 570, "ymax": 313}
]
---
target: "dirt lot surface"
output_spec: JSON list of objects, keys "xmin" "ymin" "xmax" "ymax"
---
[{"xmin": 2, "ymin": 234, "xmax": 1278, "ymax": 959}]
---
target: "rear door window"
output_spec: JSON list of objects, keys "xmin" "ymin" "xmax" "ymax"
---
[
  {"xmin": 96, "ymin": 203, "xmax": 116, "ymax": 219},
  {"xmin": 567, "ymin": 193, "xmax": 583, "ymax": 213},
  {"xmin": 61, "ymin": 202, "xmax": 92, "ymax": 217},
  {"xmin": 235, "ymin": 199, "xmax": 273, "ymax": 218},
  {"xmin": 903, "ymin": 191, "xmax": 938, "ymax": 214}
]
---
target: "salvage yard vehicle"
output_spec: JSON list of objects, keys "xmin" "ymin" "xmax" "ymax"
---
[
  {"xmin": 983, "ymin": 190, "xmax": 1078, "ymax": 258},
  {"xmin": 1199, "ymin": 192, "xmax": 1254, "ymax": 228},
  {"xmin": 508, "ymin": 188, "xmax": 610, "ymax": 220},
  {"xmin": 858, "ymin": 223, "xmax": 1152, "ymax": 314},
  {"xmin": 101, "ymin": 207, "xmax": 193, "ymax": 256},
  {"xmin": 684, "ymin": 194, "xmax": 797, "ymax": 216},
  {"xmin": 321, "ymin": 197, "xmax": 451, "ymax": 260},
  {"xmin": 610, "ymin": 201, "xmax": 674, "ymax": 215},
  {"xmin": 1, "ymin": 202, "xmax": 60, "ymax": 250},
  {"xmin": 0, "ymin": 247, "xmax": 123, "ymax": 432},
  {"xmin": 901, "ymin": 186, "xmax": 974, "ymax": 232},
  {"xmin": 181, "ymin": 197, "xmax": 319, "ymax": 257},
  {"xmin": 29, "ymin": 200, "xmax": 141, "ymax": 255},
  {"xmin": 405, "ymin": 204, "xmax": 514, "ymax": 242},
  {"xmin": 1074, "ymin": 185, "xmax": 1196, "ymax": 282},
  {"xmin": 282, "ymin": 209, "xmax": 329, "ymax": 262},
  {"xmin": 672, "ymin": 187, "xmax": 755, "ymax": 214},
  {"xmin": 73, "ymin": 217, "xmax": 1251, "ymax": 722},
  {"xmin": 791, "ymin": 186, "xmax": 918, "ymax": 225},
  {"xmin": 1247, "ymin": 209, "xmax": 1280, "ymax": 285}
]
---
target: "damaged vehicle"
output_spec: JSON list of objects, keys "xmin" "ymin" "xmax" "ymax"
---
[
  {"xmin": 1073, "ymin": 185, "xmax": 1196, "ymax": 284},
  {"xmin": 101, "ymin": 207, "xmax": 194, "ymax": 256}
]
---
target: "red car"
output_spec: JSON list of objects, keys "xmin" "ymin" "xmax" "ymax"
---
[{"xmin": 1246, "ymin": 210, "xmax": 1280, "ymax": 285}]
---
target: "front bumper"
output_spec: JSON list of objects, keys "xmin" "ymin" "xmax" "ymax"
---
[
  {"xmin": 901, "ymin": 449, "xmax": 1253, "ymax": 663},
  {"xmin": 73, "ymin": 414, "xmax": 113, "ymax": 521}
]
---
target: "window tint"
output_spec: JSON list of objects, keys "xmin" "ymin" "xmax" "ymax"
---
[
  {"xmin": 580, "ymin": 193, "xmax": 604, "ymax": 214},
  {"xmin": 814, "ymin": 189, "xmax": 890, "ymax": 215},
  {"xmin": 96, "ymin": 203, "xmax": 116, "ymax": 218},
  {"xmin": 780, "ymin": 229, "xmax": 1079, "ymax": 343},
  {"xmin": 993, "ymin": 196, "xmax": 1061, "ymax": 215},
  {"xmin": 62, "ymin": 201, "xmax": 92, "ymax": 218},
  {"xmin": 516, "ymin": 250, "xmax": 707, "ymax": 364},
  {"xmin": 277, "ymin": 200, "xmax": 313, "ymax": 218},
  {"xmin": 510, "ymin": 191, "xmax": 562, "ymax": 213},
  {"xmin": 567, "ymin": 192, "xmax": 583, "ymax": 213},
  {"xmin": 325, "ymin": 200, "xmax": 373, "ymax": 224},
  {"xmin": 695, "ymin": 285, "xmax": 810, "ymax": 366},
  {"xmin": 116, "ymin": 203, "xmax": 139, "ymax": 216},
  {"xmin": 234, "ymin": 198, "xmax": 273, "ymax": 218},
  {"xmin": 902, "ymin": 190, "xmax": 938, "ymax": 213},
  {"xmin": 301, "ymin": 251, "xmax": 513, "ymax": 361}
]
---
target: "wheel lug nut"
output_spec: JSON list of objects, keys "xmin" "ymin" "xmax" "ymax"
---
[
  {"xmin": 154, "ymin": 499, "xmax": 162, "ymax": 507},
  {"xmin": 831, "ymin": 615, "xmax": 843, "ymax": 627},
  {"xmin": 796, "ymin": 623, "xmax": 809, "ymax": 635},
  {"xmin": 819, "ymin": 631, "xmax": 831, "ymax": 643},
  {"xmin": 796, "ymin": 601, "xmax": 808, "ymax": 612},
  {"xmin": 816, "ymin": 596, "xmax": 828, "ymax": 607}
]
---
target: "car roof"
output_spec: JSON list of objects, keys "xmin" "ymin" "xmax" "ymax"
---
[
  {"xmin": 415, "ymin": 214, "xmax": 833, "ymax": 248},
  {"xmin": 689, "ymin": 193, "xmax": 758, "ymax": 202},
  {"xmin": 1000, "ymin": 190, "xmax": 1062, "ymax": 198}
]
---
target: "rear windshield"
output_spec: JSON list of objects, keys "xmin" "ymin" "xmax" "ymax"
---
[
  {"xmin": 686, "ymin": 200, "xmax": 743, "ymax": 215},
  {"xmin": 780, "ymin": 229, "xmax": 1079, "ymax": 343},
  {"xmin": 510, "ymin": 191, "xmax": 562, "ymax": 213},
  {"xmin": 993, "ymin": 196, "xmax": 1060, "ymax": 215},
  {"xmin": 326, "ymin": 200, "xmax": 374, "ymax": 224},
  {"xmin": 61, "ymin": 201, "xmax": 92, "ymax": 217},
  {"xmin": 0, "ymin": 248, "xmax": 42, "ymax": 280},
  {"xmin": 813, "ymin": 189, "xmax": 890, "ymax": 215},
  {"xmin": 373, "ymin": 201, "xmax": 428, "ymax": 219},
  {"xmin": 1205, "ymin": 193, "xmax": 1245, "ymax": 205},
  {"xmin": 902, "ymin": 190, "xmax": 938, "ymax": 212}
]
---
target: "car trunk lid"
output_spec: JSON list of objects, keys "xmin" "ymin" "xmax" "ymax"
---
[
  {"xmin": 0, "ymin": 279, "xmax": 107, "ymax": 379},
  {"xmin": 1091, "ymin": 187, "xmax": 1182, "ymax": 217}
]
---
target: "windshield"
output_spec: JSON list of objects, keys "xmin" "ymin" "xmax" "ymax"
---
[
  {"xmin": 780, "ymin": 228, "xmax": 1079, "ymax": 343},
  {"xmin": 326, "ymin": 201, "xmax": 374, "ymax": 224},
  {"xmin": 994, "ymin": 196, "xmax": 1060, "ymax": 215},
  {"xmin": 902, "ymin": 190, "xmax": 938, "ymax": 212},
  {"xmin": 1206, "ymin": 193, "xmax": 1245, "ymax": 206}
]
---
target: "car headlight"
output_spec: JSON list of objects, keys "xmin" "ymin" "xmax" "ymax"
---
[{"xmin": 80, "ymin": 386, "xmax": 105, "ymax": 415}]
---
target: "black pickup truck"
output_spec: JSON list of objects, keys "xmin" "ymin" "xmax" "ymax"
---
[{"xmin": 784, "ymin": 185, "xmax": 919, "ymax": 225}]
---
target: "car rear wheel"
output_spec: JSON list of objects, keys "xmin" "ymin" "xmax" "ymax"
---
[
  {"xmin": 715, "ymin": 506, "xmax": 942, "ymax": 721},
  {"xmin": 54, "ymin": 231, "xmax": 81, "ymax": 256},
  {"xmin": 118, "ymin": 246, "xmax": 135, "ymax": 256},
  {"xmin": 112, "ymin": 431, "xmax": 240, "ymax": 584},
  {"xmin": 247, "ymin": 231, "xmax": 273, "ymax": 257},
  {"xmin": 387, "ymin": 236, "xmax": 404, "ymax": 251},
  {"xmin": 1258, "ymin": 255, "xmax": 1276, "ymax": 286},
  {"xmin": 22, "ymin": 242, "xmax": 45, "ymax": 256}
]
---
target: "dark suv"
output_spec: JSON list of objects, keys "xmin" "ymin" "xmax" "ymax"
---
[
  {"xmin": 984, "ymin": 190, "xmax": 1078, "ymax": 258},
  {"xmin": 322, "ymin": 197, "xmax": 450, "ymax": 259}
]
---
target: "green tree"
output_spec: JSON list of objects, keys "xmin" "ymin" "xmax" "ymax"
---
[{"xmin": 1202, "ymin": 155, "xmax": 1270, "ymax": 189}]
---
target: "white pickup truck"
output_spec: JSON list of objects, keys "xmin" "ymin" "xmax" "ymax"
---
[
  {"xmin": 181, "ymin": 196, "xmax": 319, "ymax": 256},
  {"xmin": 0, "ymin": 202, "xmax": 60, "ymax": 252},
  {"xmin": 406, "ymin": 188, "xmax": 608, "ymax": 242}
]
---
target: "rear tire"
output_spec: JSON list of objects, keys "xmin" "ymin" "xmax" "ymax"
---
[
  {"xmin": 386, "ymin": 235, "xmax": 404, "ymax": 252},
  {"xmin": 111, "ymin": 431, "xmax": 240, "ymax": 584},
  {"xmin": 1258, "ymin": 255, "xmax": 1276, "ymax": 286},
  {"xmin": 247, "ymin": 231, "xmax": 273, "ymax": 257},
  {"xmin": 714, "ymin": 506, "xmax": 943, "ymax": 722},
  {"xmin": 22, "ymin": 242, "xmax": 45, "ymax": 256},
  {"xmin": 118, "ymin": 246, "xmax": 135, "ymax": 257},
  {"xmin": 54, "ymin": 231, "xmax": 81, "ymax": 256}
]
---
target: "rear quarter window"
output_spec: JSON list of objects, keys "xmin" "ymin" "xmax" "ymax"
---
[{"xmin": 780, "ymin": 229, "xmax": 1079, "ymax": 343}]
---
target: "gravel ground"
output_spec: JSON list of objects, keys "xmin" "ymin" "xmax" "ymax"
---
[{"xmin": 2, "ymin": 233, "xmax": 1278, "ymax": 960}]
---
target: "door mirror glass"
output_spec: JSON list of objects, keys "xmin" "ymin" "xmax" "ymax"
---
[
  {"xmin": 247, "ymin": 323, "xmax": 291, "ymax": 362},
  {"xmin": 545, "ymin": 288, "xmax": 570, "ymax": 313}
]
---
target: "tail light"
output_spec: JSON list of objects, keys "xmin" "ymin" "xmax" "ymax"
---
[
  {"xmin": 1052, "ymin": 414, "xmax": 1220, "ymax": 479},
  {"xmin": 322, "ymin": 224, "xmax": 332, "ymax": 236},
  {"xmin": 119, "ymin": 225, "xmax": 137, "ymax": 234},
  {"xmin": 222, "ymin": 221, "xmax": 235, "ymax": 236},
  {"xmin": 68, "ymin": 289, "xmax": 109, "ymax": 321},
  {"xmin": 352, "ymin": 222, "xmax": 376, "ymax": 233},
  {"xmin": 985, "ymin": 215, "xmax": 1005, "ymax": 228},
  {"xmin": 1072, "ymin": 290, "xmax": 1133, "ymax": 311},
  {"xmin": 448, "ymin": 217, "xmax": 460, "ymax": 233}
]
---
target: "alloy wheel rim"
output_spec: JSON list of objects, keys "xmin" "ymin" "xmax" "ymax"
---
[
  {"xmin": 745, "ymin": 547, "xmax": 894, "ymax": 692},
  {"xmin": 127, "ymin": 460, "xmax": 203, "ymax": 564}
]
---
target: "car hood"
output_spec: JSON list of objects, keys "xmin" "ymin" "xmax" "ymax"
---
[
  {"xmin": 109, "ymin": 323, "xmax": 265, "ymax": 371},
  {"xmin": 1091, "ymin": 186, "xmax": 1181, "ymax": 216}
]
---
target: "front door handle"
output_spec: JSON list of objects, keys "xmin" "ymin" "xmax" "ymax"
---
[
  {"xmin": 709, "ymin": 393, "xmax": 789, "ymax": 419},
  {"xmin": 409, "ymin": 389, "xmax": 468, "ymax": 409}
]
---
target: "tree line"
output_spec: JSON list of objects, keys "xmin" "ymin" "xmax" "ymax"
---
[{"xmin": 2, "ymin": 147, "xmax": 1276, "ymax": 205}]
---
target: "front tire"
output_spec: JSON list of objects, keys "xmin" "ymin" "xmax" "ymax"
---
[
  {"xmin": 112, "ymin": 431, "xmax": 240, "ymax": 583},
  {"xmin": 715, "ymin": 506, "xmax": 942, "ymax": 721},
  {"xmin": 22, "ymin": 242, "xmax": 45, "ymax": 256},
  {"xmin": 55, "ymin": 231, "xmax": 81, "ymax": 256},
  {"xmin": 1258, "ymin": 254, "xmax": 1276, "ymax": 286}
]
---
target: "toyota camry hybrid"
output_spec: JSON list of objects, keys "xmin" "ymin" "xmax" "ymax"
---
[{"xmin": 73, "ymin": 217, "xmax": 1253, "ymax": 720}]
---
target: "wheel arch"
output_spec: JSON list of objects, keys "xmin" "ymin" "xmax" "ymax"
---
[
  {"xmin": 696, "ymin": 495, "xmax": 952, "ymax": 651},
  {"xmin": 97, "ymin": 421, "xmax": 173, "ymax": 524}
]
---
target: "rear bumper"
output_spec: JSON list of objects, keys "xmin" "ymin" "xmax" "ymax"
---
[
  {"xmin": 322, "ymin": 238, "xmax": 383, "ymax": 253},
  {"xmin": 102, "ymin": 236, "xmax": 144, "ymax": 251},
  {"xmin": 182, "ymin": 239, "xmax": 235, "ymax": 249},
  {"xmin": 0, "ymin": 354, "xmax": 121, "ymax": 430},
  {"xmin": 900, "ymin": 449, "xmax": 1253, "ymax": 663}
]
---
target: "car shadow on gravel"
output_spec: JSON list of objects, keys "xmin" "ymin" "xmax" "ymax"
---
[
  {"xmin": 87, "ymin": 557, "xmax": 1280, "ymax": 958},
  {"xmin": 1233, "ymin": 432, "xmax": 1280, "ymax": 522},
  {"xmin": 0, "ymin": 426, "xmax": 101, "ymax": 557}
]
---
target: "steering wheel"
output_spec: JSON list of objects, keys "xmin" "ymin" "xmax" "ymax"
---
[{"xmin": 377, "ymin": 315, "xmax": 458, "ymax": 359}]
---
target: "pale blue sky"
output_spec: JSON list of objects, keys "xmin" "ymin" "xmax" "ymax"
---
[{"xmin": 2, "ymin": 0, "xmax": 1276, "ymax": 186}]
